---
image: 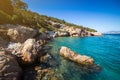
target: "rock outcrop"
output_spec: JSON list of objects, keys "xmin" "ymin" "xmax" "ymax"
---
[
  {"xmin": 68, "ymin": 27, "xmax": 82, "ymax": 37},
  {"xmin": 8, "ymin": 26, "xmax": 38, "ymax": 42},
  {"xmin": 52, "ymin": 26, "xmax": 102, "ymax": 37},
  {"xmin": 60, "ymin": 46, "xmax": 94, "ymax": 66},
  {"xmin": 68, "ymin": 27, "xmax": 102, "ymax": 37},
  {"xmin": 0, "ymin": 50, "xmax": 22, "ymax": 80},
  {"xmin": 0, "ymin": 24, "xmax": 38, "ymax": 43},
  {"xmin": 90, "ymin": 32, "xmax": 102, "ymax": 36}
]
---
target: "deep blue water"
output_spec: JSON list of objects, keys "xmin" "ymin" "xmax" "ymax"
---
[{"xmin": 46, "ymin": 34, "xmax": 120, "ymax": 80}]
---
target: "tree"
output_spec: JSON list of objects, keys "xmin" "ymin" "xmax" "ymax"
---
[{"xmin": 15, "ymin": 0, "xmax": 28, "ymax": 10}]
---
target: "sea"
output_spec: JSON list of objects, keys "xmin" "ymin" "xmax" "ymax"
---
[{"xmin": 45, "ymin": 34, "xmax": 120, "ymax": 80}]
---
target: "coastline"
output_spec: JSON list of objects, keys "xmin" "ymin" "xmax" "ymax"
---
[{"xmin": 0, "ymin": 24, "xmax": 102, "ymax": 80}]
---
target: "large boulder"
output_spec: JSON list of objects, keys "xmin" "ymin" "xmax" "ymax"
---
[
  {"xmin": 60, "ymin": 46, "xmax": 94, "ymax": 66},
  {"xmin": 0, "ymin": 50, "xmax": 22, "ymax": 80},
  {"xmin": 12, "ymin": 39, "xmax": 42, "ymax": 64},
  {"xmin": 20, "ymin": 39, "xmax": 41, "ymax": 64}
]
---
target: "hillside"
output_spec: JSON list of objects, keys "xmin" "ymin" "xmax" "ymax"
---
[
  {"xmin": 103, "ymin": 31, "xmax": 120, "ymax": 34},
  {"xmin": 0, "ymin": 0, "xmax": 97, "ymax": 33}
]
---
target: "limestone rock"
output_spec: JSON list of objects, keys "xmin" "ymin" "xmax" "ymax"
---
[
  {"xmin": 90, "ymin": 32, "xmax": 102, "ymax": 36},
  {"xmin": 60, "ymin": 46, "xmax": 94, "ymax": 66},
  {"xmin": 58, "ymin": 31, "xmax": 69, "ymax": 37},
  {"xmin": 53, "ymin": 32, "xmax": 59, "ymax": 37},
  {"xmin": 20, "ymin": 39, "xmax": 41, "ymax": 64},
  {"xmin": 0, "ymin": 50, "xmax": 22, "ymax": 80},
  {"xmin": 69, "ymin": 28, "xmax": 81, "ymax": 37},
  {"xmin": 0, "ymin": 24, "xmax": 38, "ymax": 43},
  {"xmin": 68, "ymin": 27, "xmax": 89, "ymax": 37},
  {"xmin": 12, "ymin": 39, "xmax": 42, "ymax": 64},
  {"xmin": 7, "ymin": 42, "xmax": 22, "ymax": 51},
  {"xmin": 7, "ymin": 25, "xmax": 38, "ymax": 43},
  {"xmin": 53, "ymin": 31, "xmax": 69, "ymax": 37}
]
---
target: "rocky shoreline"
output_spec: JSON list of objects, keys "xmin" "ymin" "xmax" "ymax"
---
[{"xmin": 0, "ymin": 24, "xmax": 102, "ymax": 80}]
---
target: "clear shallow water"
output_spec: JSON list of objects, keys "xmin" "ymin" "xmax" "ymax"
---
[{"xmin": 46, "ymin": 34, "xmax": 120, "ymax": 80}]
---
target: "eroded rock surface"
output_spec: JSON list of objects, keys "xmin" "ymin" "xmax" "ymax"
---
[
  {"xmin": 7, "ymin": 26, "xmax": 38, "ymax": 43},
  {"xmin": 0, "ymin": 24, "xmax": 38, "ymax": 43},
  {"xmin": 14, "ymin": 39, "xmax": 42, "ymax": 64},
  {"xmin": 8, "ymin": 39, "xmax": 42, "ymax": 65},
  {"xmin": 90, "ymin": 32, "xmax": 102, "ymax": 36},
  {"xmin": 0, "ymin": 50, "xmax": 22, "ymax": 80}
]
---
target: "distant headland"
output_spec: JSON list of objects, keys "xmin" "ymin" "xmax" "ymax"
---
[{"xmin": 103, "ymin": 31, "xmax": 120, "ymax": 34}]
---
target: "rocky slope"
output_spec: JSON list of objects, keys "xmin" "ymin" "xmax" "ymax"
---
[
  {"xmin": 46, "ymin": 20, "xmax": 102, "ymax": 37},
  {"xmin": 0, "ymin": 50, "xmax": 22, "ymax": 80}
]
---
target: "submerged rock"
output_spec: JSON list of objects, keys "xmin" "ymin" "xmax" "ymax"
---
[
  {"xmin": 39, "ymin": 53, "xmax": 58, "ymax": 68},
  {"xmin": 36, "ymin": 68, "xmax": 64, "ymax": 80},
  {"xmin": 0, "ymin": 50, "xmax": 22, "ymax": 80},
  {"xmin": 24, "ymin": 65, "xmax": 64, "ymax": 80},
  {"xmin": 60, "ymin": 46, "xmax": 94, "ymax": 66}
]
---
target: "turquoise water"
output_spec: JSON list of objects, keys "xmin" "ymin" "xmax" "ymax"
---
[{"xmin": 46, "ymin": 34, "xmax": 120, "ymax": 80}]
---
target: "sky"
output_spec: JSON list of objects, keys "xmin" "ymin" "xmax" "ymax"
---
[{"xmin": 23, "ymin": 0, "xmax": 120, "ymax": 32}]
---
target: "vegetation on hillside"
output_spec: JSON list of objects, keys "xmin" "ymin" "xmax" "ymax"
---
[{"xmin": 0, "ymin": 0, "xmax": 97, "ymax": 32}]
